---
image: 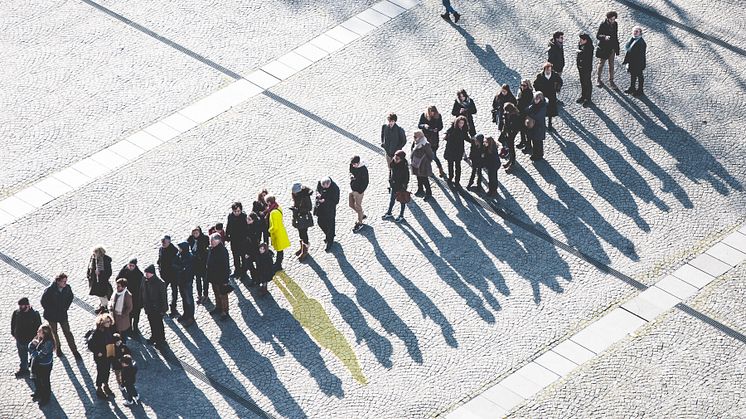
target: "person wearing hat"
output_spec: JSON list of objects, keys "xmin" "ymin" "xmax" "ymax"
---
[
  {"xmin": 157, "ymin": 235, "xmax": 179, "ymax": 317},
  {"xmin": 206, "ymin": 233, "xmax": 231, "ymax": 320},
  {"xmin": 290, "ymin": 183, "xmax": 314, "ymax": 261},
  {"xmin": 226, "ymin": 202, "xmax": 249, "ymax": 280},
  {"xmin": 11, "ymin": 297, "xmax": 41, "ymax": 377},
  {"xmin": 116, "ymin": 258, "xmax": 143, "ymax": 334},
  {"xmin": 576, "ymin": 33, "xmax": 595, "ymax": 106},
  {"xmin": 316, "ymin": 176, "xmax": 340, "ymax": 251},
  {"xmin": 173, "ymin": 242, "xmax": 195, "ymax": 326},
  {"xmin": 381, "ymin": 149, "xmax": 410, "ymax": 223},
  {"xmin": 140, "ymin": 265, "xmax": 167, "ymax": 346}
]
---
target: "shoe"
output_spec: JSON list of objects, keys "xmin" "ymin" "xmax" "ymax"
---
[
  {"xmin": 453, "ymin": 12, "xmax": 461, "ymax": 23},
  {"xmin": 177, "ymin": 317, "xmax": 186, "ymax": 324},
  {"xmin": 299, "ymin": 242, "xmax": 309, "ymax": 262},
  {"xmin": 133, "ymin": 395, "xmax": 140, "ymax": 405},
  {"xmin": 104, "ymin": 385, "xmax": 115, "ymax": 397},
  {"xmin": 168, "ymin": 310, "xmax": 178, "ymax": 318},
  {"xmin": 575, "ymin": 97, "xmax": 584, "ymax": 104},
  {"xmin": 438, "ymin": 169, "xmax": 446, "ymax": 178},
  {"xmin": 395, "ymin": 216, "xmax": 405, "ymax": 223},
  {"xmin": 56, "ymin": 350, "xmax": 64, "ymax": 358},
  {"xmin": 440, "ymin": 13, "xmax": 451, "ymax": 22},
  {"xmin": 530, "ymin": 156, "xmax": 543, "ymax": 161},
  {"xmin": 632, "ymin": 90, "xmax": 644, "ymax": 97},
  {"xmin": 123, "ymin": 399, "xmax": 134, "ymax": 407},
  {"xmin": 515, "ymin": 142, "xmax": 525, "ymax": 149},
  {"xmin": 73, "ymin": 351, "xmax": 83, "ymax": 361},
  {"xmin": 582, "ymin": 100, "xmax": 591, "ymax": 108},
  {"xmin": 196, "ymin": 296, "xmax": 202, "ymax": 305},
  {"xmin": 596, "ymin": 80, "xmax": 603, "ymax": 87},
  {"xmin": 423, "ymin": 194, "xmax": 432, "ymax": 201},
  {"xmin": 624, "ymin": 88, "xmax": 636, "ymax": 94},
  {"xmin": 15, "ymin": 369, "xmax": 29, "ymax": 378},
  {"xmin": 414, "ymin": 191, "xmax": 424, "ymax": 197},
  {"xmin": 294, "ymin": 240, "xmax": 303, "ymax": 257},
  {"xmin": 352, "ymin": 223, "xmax": 363, "ymax": 233},
  {"xmin": 96, "ymin": 388, "xmax": 107, "ymax": 399},
  {"xmin": 325, "ymin": 242, "xmax": 334, "ymax": 252},
  {"xmin": 381, "ymin": 214, "xmax": 394, "ymax": 221},
  {"xmin": 609, "ymin": 81, "xmax": 618, "ymax": 90}
]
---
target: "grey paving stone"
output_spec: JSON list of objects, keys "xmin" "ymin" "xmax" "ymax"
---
[
  {"xmin": 706, "ymin": 242, "xmax": 746, "ymax": 266},
  {"xmin": 688, "ymin": 253, "xmax": 733, "ymax": 277},
  {"xmin": 654, "ymin": 275, "xmax": 699, "ymax": 300},
  {"xmin": 533, "ymin": 350, "xmax": 579, "ymax": 377},
  {"xmin": 482, "ymin": 383, "xmax": 525, "ymax": 411},
  {"xmin": 722, "ymin": 232, "xmax": 746, "ymax": 254},
  {"xmin": 622, "ymin": 285, "xmax": 681, "ymax": 322},
  {"xmin": 672, "ymin": 263, "xmax": 716, "ymax": 289},
  {"xmin": 14, "ymin": 186, "xmax": 54, "ymax": 208}
]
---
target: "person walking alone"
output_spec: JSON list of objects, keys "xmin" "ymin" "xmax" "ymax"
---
[
  {"xmin": 316, "ymin": 177, "xmax": 340, "ymax": 251},
  {"xmin": 141, "ymin": 265, "xmax": 167, "ymax": 347},
  {"xmin": 11, "ymin": 297, "xmax": 41, "ymax": 378},
  {"xmin": 382, "ymin": 150, "xmax": 410, "ymax": 223},
  {"xmin": 381, "ymin": 113, "xmax": 406, "ymax": 168},
  {"xmin": 596, "ymin": 10, "xmax": 620, "ymax": 89},
  {"xmin": 440, "ymin": 0, "xmax": 461, "ymax": 23},
  {"xmin": 349, "ymin": 156, "xmax": 369, "ymax": 233},
  {"xmin": 576, "ymin": 33, "xmax": 594, "ymax": 106},
  {"xmin": 87, "ymin": 246, "xmax": 113, "ymax": 310},
  {"xmin": 623, "ymin": 26, "xmax": 647, "ymax": 96},
  {"xmin": 41, "ymin": 273, "xmax": 82, "ymax": 360},
  {"xmin": 206, "ymin": 233, "xmax": 231, "ymax": 321},
  {"xmin": 418, "ymin": 105, "xmax": 445, "ymax": 178},
  {"xmin": 411, "ymin": 130, "xmax": 434, "ymax": 200}
]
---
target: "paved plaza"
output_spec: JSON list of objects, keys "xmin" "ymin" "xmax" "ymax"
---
[{"xmin": 1, "ymin": 0, "xmax": 745, "ymax": 418}]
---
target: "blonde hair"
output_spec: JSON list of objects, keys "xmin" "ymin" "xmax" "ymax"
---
[
  {"xmin": 39, "ymin": 324, "xmax": 56, "ymax": 352},
  {"xmin": 96, "ymin": 313, "xmax": 113, "ymax": 329},
  {"xmin": 92, "ymin": 246, "xmax": 106, "ymax": 257},
  {"xmin": 413, "ymin": 130, "xmax": 425, "ymax": 140},
  {"xmin": 521, "ymin": 79, "xmax": 533, "ymax": 89}
]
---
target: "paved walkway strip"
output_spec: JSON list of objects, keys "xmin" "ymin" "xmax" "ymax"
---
[
  {"xmin": 445, "ymin": 225, "xmax": 746, "ymax": 418},
  {"xmin": 0, "ymin": 0, "xmax": 420, "ymax": 229}
]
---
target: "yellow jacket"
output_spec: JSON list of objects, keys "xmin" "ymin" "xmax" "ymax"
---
[{"xmin": 268, "ymin": 207, "xmax": 291, "ymax": 252}]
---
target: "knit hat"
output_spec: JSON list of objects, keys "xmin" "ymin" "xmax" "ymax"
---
[
  {"xmin": 144, "ymin": 264, "xmax": 156, "ymax": 274},
  {"xmin": 291, "ymin": 182, "xmax": 302, "ymax": 194},
  {"xmin": 18, "ymin": 297, "xmax": 30, "ymax": 306},
  {"xmin": 128, "ymin": 257, "xmax": 138, "ymax": 265}
]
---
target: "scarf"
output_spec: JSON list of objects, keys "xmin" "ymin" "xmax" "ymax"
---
[
  {"xmin": 625, "ymin": 36, "xmax": 642, "ymax": 53},
  {"xmin": 414, "ymin": 136, "xmax": 428, "ymax": 150},
  {"xmin": 93, "ymin": 254, "xmax": 104, "ymax": 274},
  {"xmin": 266, "ymin": 201, "xmax": 279, "ymax": 215},
  {"xmin": 114, "ymin": 289, "xmax": 127, "ymax": 314}
]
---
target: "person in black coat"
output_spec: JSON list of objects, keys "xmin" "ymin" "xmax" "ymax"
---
[
  {"xmin": 11, "ymin": 297, "xmax": 41, "ymax": 377},
  {"xmin": 140, "ymin": 265, "xmax": 167, "ymax": 345},
  {"xmin": 483, "ymin": 136, "xmax": 500, "ymax": 196},
  {"xmin": 187, "ymin": 227, "xmax": 210, "ymax": 304},
  {"xmin": 116, "ymin": 258, "xmax": 143, "ymax": 334},
  {"xmin": 255, "ymin": 243, "xmax": 275, "ymax": 297},
  {"xmin": 242, "ymin": 213, "xmax": 264, "ymax": 285},
  {"xmin": 87, "ymin": 247, "xmax": 113, "ymax": 309},
  {"xmin": 349, "ymin": 156, "xmax": 369, "ymax": 232},
  {"xmin": 252, "ymin": 190, "xmax": 270, "ymax": 244},
  {"xmin": 546, "ymin": 31, "xmax": 565, "ymax": 75},
  {"xmin": 418, "ymin": 105, "xmax": 445, "ymax": 177},
  {"xmin": 451, "ymin": 89, "xmax": 477, "ymax": 137},
  {"xmin": 443, "ymin": 116, "xmax": 471, "ymax": 187},
  {"xmin": 173, "ymin": 242, "xmax": 195, "ymax": 326},
  {"xmin": 501, "ymin": 103, "xmax": 522, "ymax": 172},
  {"xmin": 316, "ymin": 177, "xmax": 340, "ymax": 251},
  {"xmin": 576, "ymin": 33, "xmax": 595, "ymax": 106},
  {"xmin": 466, "ymin": 134, "xmax": 486, "ymax": 190},
  {"xmin": 533, "ymin": 63, "xmax": 563, "ymax": 130},
  {"xmin": 157, "ymin": 235, "xmax": 179, "ymax": 316},
  {"xmin": 226, "ymin": 202, "xmax": 249, "ymax": 280},
  {"xmin": 206, "ymin": 234, "xmax": 231, "ymax": 320},
  {"xmin": 381, "ymin": 113, "xmax": 407, "ymax": 167},
  {"xmin": 596, "ymin": 10, "xmax": 620, "ymax": 88},
  {"xmin": 491, "ymin": 84, "xmax": 517, "ymax": 132},
  {"xmin": 623, "ymin": 26, "xmax": 647, "ymax": 96},
  {"xmin": 85, "ymin": 313, "xmax": 115, "ymax": 399},
  {"xmin": 290, "ymin": 183, "xmax": 314, "ymax": 261},
  {"xmin": 516, "ymin": 80, "xmax": 534, "ymax": 149},
  {"xmin": 382, "ymin": 150, "xmax": 410, "ymax": 222},
  {"xmin": 41, "ymin": 273, "xmax": 81, "ymax": 359}
]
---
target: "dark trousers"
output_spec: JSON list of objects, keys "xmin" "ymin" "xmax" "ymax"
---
[
  {"xmin": 579, "ymin": 70, "xmax": 592, "ymax": 100},
  {"xmin": 95, "ymin": 357, "xmax": 111, "ymax": 386},
  {"xmin": 147, "ymin": 312, "xmax": 165, "ymax": 343},
  {"xmin": 179, "ymin": 279, "xmax": 195, "ymax": 320},
  {"xmin": 519, "ymin": 126, "xmax": 530, "ymax": 149},
  {"xmin": 123, "ymin": 383, "xmax": 138, "ymax": 402},
  {"xmin": 432, "ymin": 149, "xmax": 444, "ymax": 173},
  {"xmin": 274, "ymin": 250, "xmax": 284, "ymax": 272},
  {"xmin": 468, "ymin": 165, "xmax": 484, "ymax": 186},
  {"xmin": 629, "ymin": 71, "xmax": 644, "ymax": 92},
  {"xmin": 531, "ymin": 136, "xmax": 544, "ymax": 159},
  {"xmin": 17, "ymin": 340, "xmax": 30, "ymax": 371},
  {"xmin": 320, "ymin": 222, "xmax": 335, "ymax": 243},
  {"xmin": 194, "ymin": 271, "xmax": 208, "ymax": 298},
  {"xmin": 168, "ymin": 281, "xmax": 178, "ymax": 311},
  {"xmin": 49, "ymin": 320, "xmax": 78, "ymax": 353},
  {"xmin": 447, "ymin": 159, "xmax": 462, "ymax": 184},
  {"xmin": 416, "ymin": 176, "xmax": 431, "ymax": 196},
  {"xmin": 230, "ymin": 244, "xmax": 245, "ymax": 276},
  {"xmin": 211, "ymin": 282, "xmax": 229, "ymax": 315},
  {"xmin": 297, "ymin": 227, "xmax": 309, "ymax": 244},
  {"xmin": 506, "ymin": 130, "xmax": 517, "ymax": 167},
  {"xmin": 33, "ymin": 363, "xmax": 52, "ymax": 402},
  {"xmin": 487, "ymin": 164, "xmax": 498, "ymax": 193},
  {"xmin": 386, "ymin": 190, "xmax": 406, "ymax": 217},
  {"xmin": 131, "ymin": 303, "xmax": 141, "ymax": 331}
]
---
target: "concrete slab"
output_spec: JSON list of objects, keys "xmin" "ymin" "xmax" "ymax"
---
[
  {"xmin": 672, "ymin": 263, "xmax": 716, "ymax": 289},
  {"xmin": 705, "ymin": 242, "xmax": 746, "ymax": 266}
]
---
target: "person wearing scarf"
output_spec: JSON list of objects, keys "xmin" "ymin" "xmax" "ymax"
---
[
  {"xmin": 410, "ymin": 131, "xmax": 434, "ymax": 200},
  {"xmin": 109, "ymin": 278, "xmax": 133, "ymax": 338},
  {"xmin": 87, "ymin": 247, "xmax": 113, "ymax": 309},
  {"xmin": 622, "ymin": 26, "xmax": 647, "ymax": 96}
]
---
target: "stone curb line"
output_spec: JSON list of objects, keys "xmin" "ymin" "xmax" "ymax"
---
[
  {"xmin": 444, "ymin": 224, "xmax": 746, "ymax": 419},
  {"xmin": 0, "ymin": 0, "xmax": 420, "ymax": 228}
]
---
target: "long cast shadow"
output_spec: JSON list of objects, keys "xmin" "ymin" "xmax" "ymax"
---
[{"xmin": 450, "ymin": 23, "xmax": 522, "ymax": 86}]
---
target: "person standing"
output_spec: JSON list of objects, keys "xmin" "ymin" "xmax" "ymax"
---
[
  {"xmin": 109, "ymin": 278, "xmax": 133, "ymax": 338},
  {"xmin": 87, "ymin": 247, "xmax": 113, "ymax": 310},
  {"xmin": 533, "ymin": 63, "xmax": 563, "ymax": 130},
  {"xmin": 206, "ymin": 233, "xmax": 231, "ymax": 321},
  {"xmin": 443, "ymin": 116, "xmax": 470, "ymax": 187},
  {"xmin": 526, "ymin": 92, "xmax": 549, "ymax": 161},
  {"xmin": 85, "ymin": 313, "xmax": 116, "ymax": 399},
  {"xmin": 596, "ymin": 10, "xmax": 620, "ymax": 89},
  {"xmin": 381, "ymin": 150, "xmax": 410, "ymax": 223},
  {"xmin": 466, "ymin": 134, "xmax": 485, "ymax": 191},
  {"xmin": 157, "ymin": 235, "xmax": 179, "ymax": 317},
  {"xmin": 141, "ymin": 265, "xmax": 167, "ymax": 346},
  {"xmin": 623, "ymin": 26, "xmax": 647, "ymax": 96},
  {"xmin": 41, "ymin": 273, "xmax": 82, "ymax": 360},
  {"xmin": 483, "ymin": 136, "xmax": 500, "ymax": 196},
  {"xmin": 116, "ymin": 258, "xmax": 142, "ymax": 334},
  {"xmin": 501, "ymin": 103, "xmax": 522, "ymax": 172},
  {"xmin": 243, "ymin": 213, "xmax": 263, "ymax": 285},
  {"xmin": 451, "ymin": 89, "xmax": 477, "ymax": 138},
  {"xmin": 418, "ymin": 105, "xmax": 445, "ymax": 178},
  {"xmin": 316, "ymin": 177, "xmax": 341, "ymax": 251},
  {"xmin": 516, "ymin": 79, "xmax": 534, "ymax": 150},
  {"xmin": 349, "ymin": 156, "xmax": 369, "ymax": 233},
  {"xmin": 266, "ymin": 195, "xmax": 291, "ymax": 272},
  {"xmin": 381, "ymin": 113, "xmax": 407, "ymax": 168},
  {"xmin": 252, "ymin": 189, "xmax": 270, "ymax": 244},
  {"xmin": 28, "ymin": 325, "xmax": 55, "ymax": 405},
  {"xmin": 173, "ymin": 242, "xmax": 195, "ymax": 326},
  {"xmin": 187, "ymin": 227, "xmax": 210, "ymax": 305},
  {"xmin": 411, "ymin": 131, "xmax": 434, "ymax": 200},
  {"xmin": 120, "ymin": 354, "xmax": 139, "ymax": 406},
  {"xmin": 226, "ymin": 202, "xmax": 249, "ymax": 280},
  {"xmin": 255, "ymin": 243, "xmax": 275, "ymax": 297},
  {"xmin": 547, "ymin": 31, "xmax": 565, "ymax": 76},
  {"xmin": 11, "ymin": 297, "xmax": 41, "ymax": 378},
  {"xmin": 491, "ymin": 84, "xmax": 516, "ymax": 132},
  {"xmin": 576, "ymin": 33, "xmax": 595, "ymax": 106},
  {"xmin": 290, "ymin": 183, "xmax": 314, "ymax": 261},
  {"xmin": 440, "ymin": 0, "xmax": 461, "ymax": 23}
]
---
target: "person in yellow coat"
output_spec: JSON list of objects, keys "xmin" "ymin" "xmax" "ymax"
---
[{"xmin": 265, "ymin": 195, "xmax": 290, "ymax": 272}]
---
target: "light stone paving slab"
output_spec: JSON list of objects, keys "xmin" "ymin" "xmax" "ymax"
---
[
  {"xmin": 688, "ymin": 252, "xmax": 733, "ymax": 277},
  {"xmin": 0, "ymin": 196, "xmax": 36, "ymax": 218},
  {"xmin": 570, "ymin": 308, "xmax": 646, "ymax": 354},
  {"xmin": 533, "ymin": 350, "xmax": 579, "ymax": 377},
  {"xmin": 245, "ymin": 70, "xmax": 282, "ymax": 90},
  {"xmin": 621, "ymin": 285, "xmax": 681, "ymax": 321},
  {"xmin": 447, "ymin": 396, "xmax": 503, "ymax": 419},
  {"xmin": 551, "ymin": 339, "xmax": 597, "ymax": 363},
  {"xmin": 0, "ymin": 210, "xmax": 16, "ymax": 226},
  {"xmin": 340, "ymin": 16, "xmax": 378, "ymax": 36},
  {"xmin": 672, "ymin": 263, "xmax": 716, "ymax": 289},
  {"xmin": 309, "ymin": 33, "xmax": 346, "ymax": 53},
  {"xmin": 13, "ymin": 186, "xmax": 55, "ymax": 208},
  {"xmin": 293, "ymin": 42, "xmax": 330, "ymax": 62},
  {"xmin": 160, "ymin": 112, "xmax": 199, "ymax": 134},
  {"xmin": 130, "ymin": 130, "xmax": 166, "ymax": 150},
  {"xmin": 371, "ymin": 0, "xmax": 406, "ymax": 18},
  {"xmin": 706, "ymin": 242, "xmax": 746, "ymax": 266},
  {"xmin": 107, "ymin": 139, "xmax": 146, "ymax": 161},
  {"xmin": 88, "ymin": 148, "xmax": 129, "ymax": 170},
  {"xmin": 261, "ymin": 60, "xmax": 299, "ymax": 81},
  {"xmin": 326, "ymin": 25, "xmax": 361, "ymax": 44},
  {"xmin": 654, "ymin": 275, "xmax": 699, "ymax": 300},
  {"xmin": 34, "ymin": 176, "xmax": 74, "ymax": 198},
  {"xmin": 514, "ymin": 362, "xmax": 559, "ymax": 388},
  {"xmin": 357, "ymin": 8, "xmax": 391, "ymax": 26},
  {"xmin": 481, "ymin": 384, "xmax": 526, "ymax": 411},
  {"xmin": 52, "ymin": 167, "xmax": 91, "ymax": 190},
  {"xmin": 276, "ymin": 51, "xmax": 315, "ymax": 72},
  {"xmin": 722, "ymin": 231, "xmax": 746, "ymax": 253},
  {"xmin": 499, "ymin": 372, "xmax": 545, "ymax": 400}
]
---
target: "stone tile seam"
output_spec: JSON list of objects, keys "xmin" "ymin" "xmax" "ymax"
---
[{"xmin": 0, "ymin": 0, "xmax": 421, "ymax": 229}]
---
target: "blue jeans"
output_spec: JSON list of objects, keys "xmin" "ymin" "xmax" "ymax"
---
[
  {"xmin": 179, "ymin": 279, "xmax": 195, "ymax": 320},
  {"xmin": 17, "ymin": 340, "xmax": 29, "ymax": 371},
  {"xmin": 442, "ymin": 0, "xmax": 457, "ymax": 14},
  {"xmin": 386, "ymin": 190, "xmax": 406, "ymax": 218}
]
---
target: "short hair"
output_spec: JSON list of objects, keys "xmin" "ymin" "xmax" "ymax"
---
[
  {"xmin": 387, "ymin": 113, "xmax": 397, "ymax": 122},
  {"xmin": 121, "ymin": 354, "xmax": 133, "ymax": 365},
  {"xmin": 542, "ymin": 62, "xmax": 553, "ymax": 70},
  {"xmin": 116, "ymin": 278, "xmax": 128, "ymax": 288},
  {"xmin": 231, "ymin": 202, "xmax": 243, "ymax": 211},
  {"xmin": 320, "ymin": 177, "xmax": 332, "ymax": 187},
  {"xmin": 553, "ymin": 31, "xmax": 564, "ymax": 40},
  {"xmin": 351, "ymin": 155, "xmax": 360, "ymax": 165},
  {"xmin": 632, "ymin": 26, "xmax": 643, "ymax": 34},
  {"xmin": 606, "ymin": 11, "xmax": 617, "ymax": 19},
  {"xmin": 210, "ymin": 232, "xmax": 222, "ymax": 242},
  {"xmin": 413, "ymin": 130, "xmax": 425, "ymax": 141},
  {"xmin": 215, "ymin": 222, "xmax": 223, "ymax": 229},
  {"xmin": 55, "ymin": 273, "xmax": 68, "ymax": 283},
  {"xmin": 265, "ymin": 195, "xmax": 276, "ymax": 205}
]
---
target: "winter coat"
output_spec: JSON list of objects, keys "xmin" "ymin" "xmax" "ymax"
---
[
  {"xmin": 110, "ymin": 291, "xmax": 133, "ymax": 332},
  {"xmin": 116, "ymin": 265, "xmax": 143, "ymax": 309},
  {"xmin": 483, "ymin": 142, "xmax": 500, "ymax": 170},
  {"xmin": 381, "ymin": 124, "xmax": 406, "ymax": 157},
  {"xmin": 547, "ymin": 39, "xmax": 565, "ymax": 73},
  {"xmin": 158, "ymin": 243, "xmax": 179, "ymax": 282},
  {"xmin": 492, "ymin": 92, "xmax": 517, "ymax": 130},
  {"xmin": 451, "ymin": 98, "xmax": 477, "ymax": 137},
  {"xmin": 111, "ymin": 343, "xmax": 131, "ymax": 371},
  {"xmin": 187, "ymin": 233, "xmax": 209, "ymax": 275},
  {"xmin": 503, "ymin": 112, "xmax": 523, "ymax": 136},
  {"xmin": 226, "ymin": 212, "xmax": 249, "ymax": 249},
  {"xmin": 577, "ymin": 41, "xmax": 594, "ymax": 73},
  {"xmin": 140, "ymin": 275, "xmax": 167, "ymax": 315},
  {"xmin": 173, "ymin": 250, "xmax": 194, "ymax": 285},
  {"xmin": 122, "ymin": 363, "xmax": 138, "ymax": 386},
  {"xmin": 418, "ymin": 113, "xmax": 444, "ymax": 150},
  {"xmin": 29, "ymin": 339, "xmax": 54, "ymax": 366},
  {"xmin": 410, "ymin": 140, "xmax": 434, "ymax": 177},
  {"xmin": 517, "ymin": 87, "xmax": 534, "ymax": 114},
  {"xmin": 243, "ymin": 221, "xmax": 264, "ymax": 259},
  {"xmin": 623, "ymin": 37, "xmax": 647, "ymax": 73},
  {"xmin": 533, "ymin": 71, "xmax": 563, "ymax": 117},
  {"xmin": 87, "ymin": 254, "xmax": 113, "ymax": 298},
  {"xmin": 349, "ymin": 164, "xmax": 369, "ymax": 194},
  {"xmin": 389, "ymin": 158, "xmax": 410, "ymax": 193},
  {"xmin": 41, "ymin": 283, "xmax": 74, "ymax": 323},
  {"xmin": 596, "ymin": 19, "xmax": 620, "ymax": 57},
  {"xmin": 443, "ymin": 124, "xmax": 470, "ymax": 161},
  {"xmin": 268, "ymin": 207, "xmax": 291, "ymax": 252},
  {"xmin": 206, "ymin": 243, "xmax": 230, "ymax": 285},
  {"xmin": 468, "ymin": 140, "xmax": 485, "ymax": 168},
  {"xmin": 291, "ymin": 187, "xmax": 314, "ymax": 229},
  {"xmin": 255, "ymin": 249, "xmax": 275, "ymax": 284},
  {"xmin": 86, "ymin": 326, "xmax": 114, "ymax": 359},
  {"xmin": 11, "ymin": 308, "xmax": 41, "ymax": 343},
  {"xmin": 527, "ymin": 99, "xmax": 548, "ymax": 141},
  {"xmin": 316, "ymin": 180, "xmax": 340, "ymax": 230}
]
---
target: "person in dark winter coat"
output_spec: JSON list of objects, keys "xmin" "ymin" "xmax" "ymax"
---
[
  {"xmin": 467, "ymin": 134, "xmax": 486, "ymax": 190},
  {"xmin": 140, "ymin": 265, "xmax": 167, "ymax": 345},
  {"xmin": 116, "ymin": 258, "xmax": 143, "ymax": 334},
  {"xmin": 242, "ymin": 213, "xmax": 264, "ymax": 284},
  {"xmin": 533, "ymin": 63, "xmax": 563, "ymax": 130},
  {"xmin": 527, "ymin": 92, "xmax": 549, "ymax": 161},
  {"xmin": 252, "ymin": 190, "xmax": 270, "ymax": 244},
  {"xmin": 120, "ymin": 354, "xmax": 139, "ymax": 406},
  {"xmin": 516, "ymin": 79, "xmax": 534, "ymax": 149},
  {"xmin": 492, "ymin": 84, "xmax": 517, "ymax": 132},
  {"xmin": 255, "ymin": 243, "xmax": 274, "ymax": 297},
  {"xmin": 410, "ymin": 131, "xmax": 434, "ymax": 200},
  {"xmin": 623, "ymin": 26, "xmax": 647, "ymax": 96},
  {"xmin": 28, "ymin": 325, "xmax": 55, "ymax": 405},
  {"xmin": 443, "ymin": 116, "xmax": 471, "ymax": 187},
  {"xmin": 11, "ymin": 297, "xmax": 41, "ymax": 377},
  {"xmin": 483, "ymin": 136, "xmax": 500, "ymax": 196},
  {"xmin": 187, "ymin": 227, "xmax": 210, "ymax": 304},
  {"xmin": 41, "ymin": 273, "xmax": 81, "ymax": 359},
  {"xmin": 501, "ymin": 103, "xmax": 522, "ymax": 172},
  {"xmin": 576, "ymin": 33, "xmax": 595, "ymax": 106},
  {"xmin": 596, "ymin": 10, "xmax": 620, "ymax": 88},
  {"xmin": 451, "ymin": 89, "xmax": 477, "ymax": 137},
  {"xmin": 86, "ymin": 313, "xmax": 115, "ymax": 399},
  {"xmin": 547, "ymin": 31, "xmax": 565, "ymax": 75},
  {"xmin": 316, "ymin": 177, "xmax": 341, "ymax": 251},
  {"xmin": 226, "ymin": 202, "xmax": 249, "ymax": 279},
  {"xmin": 349, "ymin": 156, "xmax": 369, "ymax": 232},
  {"xmin": 157, "ymin": 235, "xmax": 179, "ymax": 316},
  {"xmin": 206, "ymin": 234, "xmax": 231, "ymax": 321},
  {"xmin": 87, "ymin": 247, "xmax": 113, "ymax": 309},
  {"xmin": 382, "ymin": 150, "xmax": 410, "ymax": 223},
  {"xmin": 290, "ymin": 183, "xmax": 314, "ymax": 261},
  {"xmin": 418, "ymin": 105, "xmax": 445, "ymax": 177},
  {"xmin": 173, "ymin": 242, "xmax": 195, "ymax": 326},
  {"xmin": 381, "ymin": 113, "xmax": 406, "ymax": 167}
]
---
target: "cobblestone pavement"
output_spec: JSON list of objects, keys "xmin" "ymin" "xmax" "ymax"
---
[{"xmin": 2, "ymin": 0, "xmax": 745, "ymax": 417}]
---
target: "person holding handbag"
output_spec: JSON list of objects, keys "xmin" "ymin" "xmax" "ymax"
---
[
  {"xmin": 411, "ymin": 131, "xmax": 434, "ymax": 201},
  {"xmin": 381, "ymin": 150, "xmax": 410, "ymax": 223},
  {"xmin": 290, "ymin": 183, "xmax": 314, "ymax": 261},
  {"xmin": 86, "ymin": 313, "xmax": 116, "ymax": 399}
]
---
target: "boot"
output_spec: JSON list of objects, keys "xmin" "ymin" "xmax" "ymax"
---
[
  {"xmin": 294, "ymin": 240, "xmax": 303, "ymax": 257},
  {"xmin": 299, "ymin": 242, "xmax": 309, "ymax": 262}
]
